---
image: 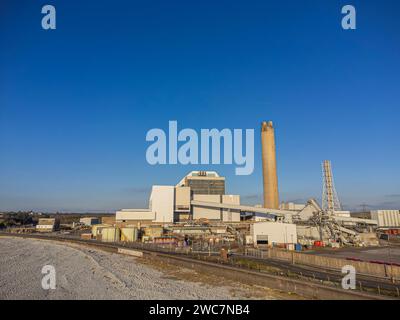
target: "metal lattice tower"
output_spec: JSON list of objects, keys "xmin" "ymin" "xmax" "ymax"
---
[{"xmin": 322, "ymin": 160, "xmax": 342, "ymax": 214}]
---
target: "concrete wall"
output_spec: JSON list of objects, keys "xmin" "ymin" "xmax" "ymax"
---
[
  {"xmin": 251, "ymin": 222, "xmax": 297, "ymax": 245},
  {"xmin": 150, "ymin": 185, "xmax": 175, "ymax": 223}
]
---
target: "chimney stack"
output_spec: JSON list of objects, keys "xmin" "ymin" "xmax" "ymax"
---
[{"xmin": 261, "ymin": 121, "xmax": 279, "ymax": 209}]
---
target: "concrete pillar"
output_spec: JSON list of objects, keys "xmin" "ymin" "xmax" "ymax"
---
[{"xmin": 261, "ymin": 121, "xmax": 279, "ymax": 209}]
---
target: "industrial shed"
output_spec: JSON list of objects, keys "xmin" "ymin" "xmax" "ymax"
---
[{"xmin": 250, "ymin": 222, "xmax": 297, "ymax": 246}]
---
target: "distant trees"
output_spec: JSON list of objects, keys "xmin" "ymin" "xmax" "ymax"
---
[{"xmin": 2, "ymin": 212, "xmax": 34, "ymax": 227}]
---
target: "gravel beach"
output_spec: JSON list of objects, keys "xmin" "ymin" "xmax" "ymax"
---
[{"xmin": 0, "ymin": 237, "xmax": 287, "ymax": 300}]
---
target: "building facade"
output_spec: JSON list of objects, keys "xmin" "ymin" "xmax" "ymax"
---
[
  {"xmin": 115, "ymin": 171, "xmax": 240, "ymax": 225},
  {"xmin": 371, "ymin": 210, "xmax": 400, "ymax": 228},
  {"xmin": 176, "ymin": 171, "xmax": 225, "ymax": 195}
]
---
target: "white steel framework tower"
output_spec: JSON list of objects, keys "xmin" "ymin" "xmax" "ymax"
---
[{"xmin": 322, "ymin": 160, "xmax": 342, "ymax": 213}]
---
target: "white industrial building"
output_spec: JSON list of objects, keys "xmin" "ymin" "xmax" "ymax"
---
[
  {"xmin": 116, "ymin": 172, "xmax": 242, "ymax": 225},
  {"xmin": 371, "ymin": 210, "xmax": 400, "ymax": 228},
  {"xmin": 36, "ymin": 218, "xmax": 59, "ymax": 232},
  {"xmin": 250, "ymin": 222, "xmax": 297, "ymax": 246},
  {"xmin": 116, "ymin": 191, "xmax": 242, "ymax": 225},
  {"xmin": 115, "ymin": 171, "xmax": 294, "ymax": 226},
  {"xmin": 150, "ymin": 186, "xmax": 175, "ymax": 223},
  {"xmin": 80, "ymin": 217, "xmax": 100, "ymax": 226},
  {"xmin": 112, "ymin": 168, "xmax": 380, "ymax": 247}
]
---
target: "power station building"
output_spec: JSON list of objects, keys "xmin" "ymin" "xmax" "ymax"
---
[
  {"xmin": 115, "ymin": 169, "xmax": 296, "ymax": 228},
  {"xmin": 116, "ymin": 121, "xmax": 287, "ymax": 227},
  {"xmin": 176, "ymin": 171, "xmax": 225, "ymax": 195},
  {"xmin": 116, "ymin": 171, "xmax": 241, "ymax": 226},
  {"xmin": 112, "ymin": 120, "xmax": 378, "ymax": 247}
]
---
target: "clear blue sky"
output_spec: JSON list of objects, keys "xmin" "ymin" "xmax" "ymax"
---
[{"xmin": 0, "ymin": 0, "xmax": 399, "ymax": 212}]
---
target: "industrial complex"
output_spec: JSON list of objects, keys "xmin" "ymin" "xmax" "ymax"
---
[
  {"xmin": 2, "ymin": 120, "xmax": 400, "ymax": 300},
  {"xmin": 5, "ymin": 120, "xmax": 398, "ymax": 250},
  {"xmin": 83, "ymin": 121, "xmax": 398, "ymax": 249}
]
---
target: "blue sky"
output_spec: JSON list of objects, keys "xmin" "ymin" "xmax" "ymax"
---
[{"xmin": 0, "ymin": 0, "xmax": 399, "ymax": 212}]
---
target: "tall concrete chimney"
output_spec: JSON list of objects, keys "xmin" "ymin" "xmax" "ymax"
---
[{"xmin": 261, "ymin": 121, "xmax": 279, "ymax": 209}]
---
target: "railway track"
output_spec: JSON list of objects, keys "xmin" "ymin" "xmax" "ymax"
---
[{"xmin": 1, "ymin": 232, "xmax": 398, "ymax": 300}]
